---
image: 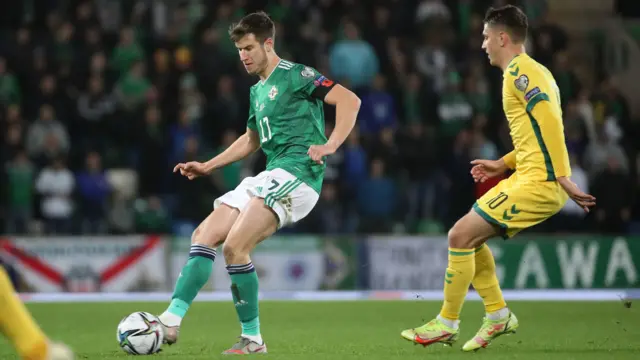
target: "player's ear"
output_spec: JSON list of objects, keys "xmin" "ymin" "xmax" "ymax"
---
[
  {"xmin": 264, "ymin": 38, "xmax": 274, "ymax": 52},
  {"xmin": 498, "ymin": 31, "xmax": 507, "ymax": 47}
]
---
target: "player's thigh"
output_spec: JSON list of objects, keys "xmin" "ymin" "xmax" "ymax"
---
[
  {"xmin": 261, "ymin": 168, "xmax": 319, "ymax": 228},
  {"xmin": 195, "ymin": 173, "xmax": 267, "ymax": 247},
  {"xmin": 223, "ymin": 168, "xmax": 319, "ymax": 255},
  {"xmin": 449, "ymin": 209, "xmax": 501, "ymax": 249},
  {"xmin": 474, "ymin": 179, "xmax": 564, "ymax": 239},
  {"xmin": 223, "ymin": 197, "xmax": 280, "ymax": 259},
  {"xmin": 191, "ymin": 204, "xmax": 240, "ymax": 247}
]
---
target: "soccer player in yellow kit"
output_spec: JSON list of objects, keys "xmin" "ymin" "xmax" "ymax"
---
[
  {"xmin": 401, "ymin": 5, "xmax": 596, "ymax": 351},
  {"xmin": 0, "ymin": 267, "xmax": 74, "ymax": 359}
]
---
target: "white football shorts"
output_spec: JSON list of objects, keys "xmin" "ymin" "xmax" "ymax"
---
[{"xmin": 214, "ymin": 168, "xmax": 319, "ymax": 228}]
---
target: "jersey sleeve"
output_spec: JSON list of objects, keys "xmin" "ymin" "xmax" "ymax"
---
[
  {"xmin": 502, "ymin": 150, "xmax": 516, "ymax": 169},
  {"xmin": 292, "ymin": 65, "xmax": 337, "ymax": 101},
  {"xmin": 247, "ymin": 89, "xmax": 257, "ymax": 131},
  {"xmin": 528, "ymin": 99, "xmax": 571, "ymax": 178},
  {"xmin": 507, "ymin": 64, "xmax": 571, "ymax": 179}
]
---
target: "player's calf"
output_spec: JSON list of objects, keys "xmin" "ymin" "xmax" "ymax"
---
[{"xmin": 222, "ymin": 198, "xmax": 279, "ymax": 349}]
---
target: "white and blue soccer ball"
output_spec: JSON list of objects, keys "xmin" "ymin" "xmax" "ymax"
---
[{"xmin": 117, "ymin": 312, "xmax": 164, "ymax": 355}]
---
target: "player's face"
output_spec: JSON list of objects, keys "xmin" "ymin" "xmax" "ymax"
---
[
  {"xmin": 482, "ymin": 24, "xmax": 502, "ymax": 66},
  {"xmin": 235, "ymin": 33, "xmax": 269, "ymax": 75}
]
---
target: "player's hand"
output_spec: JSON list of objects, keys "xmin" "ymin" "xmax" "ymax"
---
[
  {"xmin": 470, "ymin": 159, "xmax": 508, "ymax": 183},
  {"xmin": 308, "ymin": 143, "xmax": 336, "ymax": 165},
  {"xmin": 557, "ymin": 176, "xmax": 596, "ymax": 213},
  {"xmin": 173, "ymin": 161, "xmax": 210, "ymax": 180}
]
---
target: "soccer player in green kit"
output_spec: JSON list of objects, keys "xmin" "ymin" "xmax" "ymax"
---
[{"xmin": 156, "ymin": 11, "xmax": 361, "ymax": 355}]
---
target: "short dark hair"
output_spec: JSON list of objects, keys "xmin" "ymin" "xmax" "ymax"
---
[
  {"xmin": 484, "ymin": 5, "xmax": 528, "ymax": 43},
  {"xmin": 228, "ymin": 11, "xmax": 275, "ymax": 43}
]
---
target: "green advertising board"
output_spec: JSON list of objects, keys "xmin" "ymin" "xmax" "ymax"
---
[{"xmin": 490, "ymin": 236, "xmax": 639, "ymax": 289}]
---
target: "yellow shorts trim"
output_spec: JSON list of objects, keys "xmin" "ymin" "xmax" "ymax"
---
[
  {"xmin": 473, "ymin": 176, "xmax": 568, "ymax": 239},
  {"xmin": 472, "ymin": 203, "xmax": 509, "ymax": 239}
]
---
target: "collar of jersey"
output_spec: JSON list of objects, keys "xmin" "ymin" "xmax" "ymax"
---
[
  {"xmin": 503, "ymin": 54, "xmax": 524, "ymax": 76},
  {"xmin": 260, "ymin": 58, "xmax": 283, "ymax": 86}
]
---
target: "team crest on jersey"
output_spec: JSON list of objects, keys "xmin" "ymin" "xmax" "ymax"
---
[
  {"xmin": 514, "ymin": 74, "xmax": 529, "ymax": 92},
  {"xmin": 268, "ymin": 85, "xmax": 278, "ymax": 100},
  {"xmin": 301, "ymin": 66, "xmax": 315, "ymax": 78}
]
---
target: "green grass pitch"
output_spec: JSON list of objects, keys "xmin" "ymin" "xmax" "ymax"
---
[{"xmin": 1, "ymin": 301, "xmax": 639, "ymax": 359}]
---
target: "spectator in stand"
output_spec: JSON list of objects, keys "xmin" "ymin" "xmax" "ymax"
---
[
  {"xmin": 134, "ymin": 195, "xmax": 170, "ymax": 234},
  {"xmin": 437, "ymin": 71, "xmax": 473, "ymax": 141},
  {"xmin": 35, "ymin": 157, "xmax": 75, "ymax": 234},
  {"xmin": 583, "ymin": 128, "xmax": 628, "ymax": 179},
  {"xmin": 26, "ymin": 105, "xmax": 70, "ymax": 166},
  {"xmin": 77, "ymin": 75, "xmax": 117, "ymax": 151},
  {"xmin": 0, "ymin": 57, "xmax": 21, "ymax": 105},
  {"xmin": 357, "ymin": 158, "xmax": 398, "ymax": 233},
  {"xmin": 592, "ymin": 155, "xmax": 634, "ymax": 233},
  {"xmin": 301, "ymin": 182, "xmax": 343, "ymax": 235},
  {"xmin": 4, "ymin": 150, "xmax": 35, "ymax": 234},
  {"xmin": 329, "ymin": 20, "xmax": 379, "ymax": 91},
  {"xmin": 76, "ymin": 152, "xmax": 111, "ymax": 234},
  {"xmin": 111, "ymin": 26, "xmax": 144, "ymax": 76},
  {"xmin": 115, "ymin": 60, "xmax": 153, "ymax": 112},
  {"xmin": 138, "ymin": 105, "xmax": 168, "ymax": 196},
  {"xmin": 358, "ymin": 74, "xmax": 396, "ymax": 138},
  {"xmin": 399, "ymin": 120, "xmax": 441, "ymax": 231}
]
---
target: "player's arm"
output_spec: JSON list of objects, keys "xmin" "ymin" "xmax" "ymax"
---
[
  {"xmin": 173, "ymin": 128, "xmax": 260, "ymax": 179},
  {"xmin": 294, "ymin": 67, "xmax": 360, "ymax": 163},
  {"xmin": 527, "ymin": 97, "xmax": 570, "ymax": 178},
  {"xmin": 319, "ymin": 84, "xmax": 361, "ymax": 151},
  {"xmin": 501, "ymin": 151, "xmax": 516, "ymax": 170},
  {"xmin": 528, "ymin": 99, "xmax": 595, "ymax": 210},
  {"xmin": 203, "ymin": 128, "xmax": 260, "ymax": 173},
  {"xmin": 522, "ymin": 79, "xmax": 596, "ymax": 210}
]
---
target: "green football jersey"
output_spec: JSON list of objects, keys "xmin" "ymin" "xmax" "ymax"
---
[{"xmin": 247, "ymin": 59, "xmax": 332, "ymax": 194}]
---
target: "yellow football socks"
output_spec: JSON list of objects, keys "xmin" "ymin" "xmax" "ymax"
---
[
  {"xmin": 472, "ymin": 244, "xmax": 507, "ymax": 313},
  {"xmin": 439, "ymin": 248, "xmax": 475, "ymax": 321},
  {"xmin": 0, "ymin": 267, "xmax": 49, "ymax": 360}
]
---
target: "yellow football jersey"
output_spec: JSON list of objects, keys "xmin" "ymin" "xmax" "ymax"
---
[{"xmin": 501, "ymin": 53, "xmax": 571, "ymax": 181}]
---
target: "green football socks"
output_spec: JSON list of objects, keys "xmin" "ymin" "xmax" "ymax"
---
[
  {"xmin": 227, "ymin": 262, "xmax": 261, "ymax": 337},
  {"xmin": 160, "ymin": 244, "xmax": 216, "ymax": 326}
]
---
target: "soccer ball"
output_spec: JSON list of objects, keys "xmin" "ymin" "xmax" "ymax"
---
[{"xmin": 116, "ymin": 312, "xmax": 164, "ymax": 355}]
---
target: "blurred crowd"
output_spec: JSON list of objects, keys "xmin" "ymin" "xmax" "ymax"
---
[{"xmin": 1, "ymin": 0, "xmax": 639, "ymax": 237}]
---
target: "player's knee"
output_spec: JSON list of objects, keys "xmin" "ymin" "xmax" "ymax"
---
[
  {"xmin": 447, "ymin": 223, "xmax": 474, "ymax": 249},
  {"xmin": 222, "ymin": 241, "xmax": 249, "ymax": 262},
  {"xmin": 191, "ymin": 226, "xmax": 226, "ymax": 248}
]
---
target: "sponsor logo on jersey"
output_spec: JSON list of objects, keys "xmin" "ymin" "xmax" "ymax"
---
[
  {"xmin": 301, "ymin": 66, "xmax": 315, "ymax": 77},
  {"xmin": 268, "ymin": 85, "xmax": 278, "ymax": 100},
  {"xmin": 524, "ymin": 86, "xmax": 541, "ymax": 102},
  {"xmin": 314, "ymin": 75, "xmax": 334, "ymax": 88},
  {"xmin": 514, "ymin": 74, "xmax": 529, "ymax": 92}
]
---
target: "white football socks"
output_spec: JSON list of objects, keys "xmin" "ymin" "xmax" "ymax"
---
[
  {"xmin": 158, "ymin": 312, "xmax": 182, "ymax": 327},
  {"xmin": 487, "ymin": 307, "xmax": 510, "ymax": 321},
  {"xmin": 436, "ymin": 314, "xmax": 460, "ymax": 330},
  {"xmin": 242, "ymin": 334, "xmax": 264, "ymax": 345}
]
